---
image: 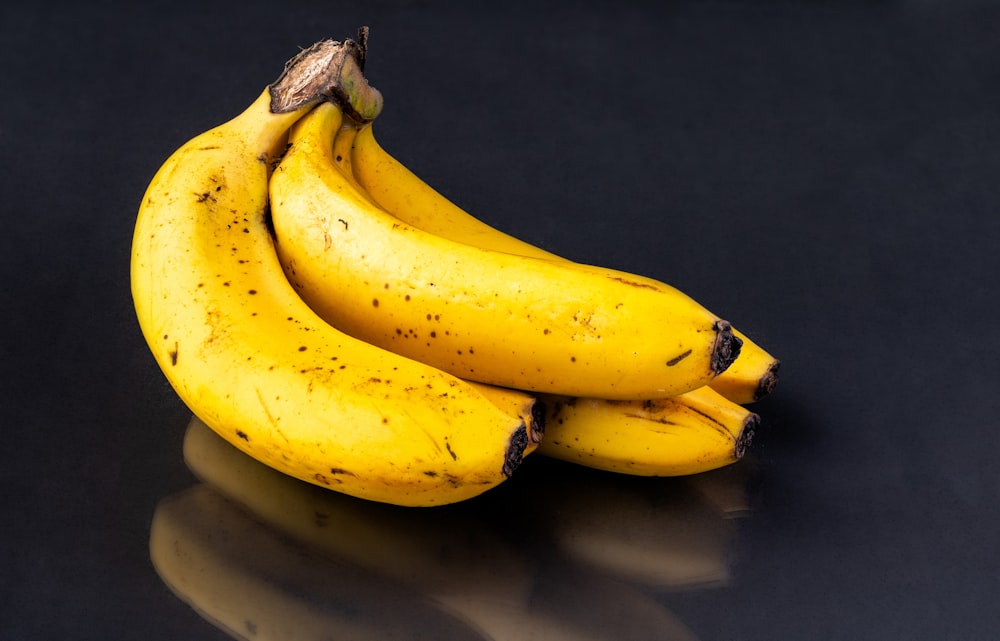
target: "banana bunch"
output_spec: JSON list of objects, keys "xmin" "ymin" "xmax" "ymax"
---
[{"xmin": 131, "ymin": 30, "xmax": 779, "ymax": 507}]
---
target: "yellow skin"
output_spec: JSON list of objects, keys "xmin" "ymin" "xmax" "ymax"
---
[
  {"xmin": 349, "ymin": 123, "xmax": 780, "ymax": 403},
  {"xmin": 537, "ymin": 386, "xmax": 757, "ymax": 476},
  {"xmin": 131, "ymin": 73, "xmax": 533, "ymax": 506},
  {"xmin": 270, "ymin": 102, "xmax": 738, "ymax": 400}
]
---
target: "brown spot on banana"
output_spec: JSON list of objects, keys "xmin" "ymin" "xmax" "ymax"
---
[{"xmin": 666, "ymin": 349, "xmax": 692, "ymax": 366}]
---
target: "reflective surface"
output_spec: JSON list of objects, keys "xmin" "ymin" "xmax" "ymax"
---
[{"xmin": 5, "ymin": 2, "xmax": 1000, "ymax": 639}]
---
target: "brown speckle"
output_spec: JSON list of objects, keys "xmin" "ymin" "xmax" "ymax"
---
[{"xmin": 666, "ymin": 349, "xmax": 692, "ymax": 366}]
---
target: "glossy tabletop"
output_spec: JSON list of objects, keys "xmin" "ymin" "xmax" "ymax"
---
[{"xmin": 4, "ymin": 2, "xmax": 1000, "ymax": 639}]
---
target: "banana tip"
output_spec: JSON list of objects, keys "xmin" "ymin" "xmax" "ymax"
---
[
  {"xmin": 735, "ymin": 412, "xmax": 759, "ymax": 459},
  {"xmin": 502, "ymin": 423, "xmax": 530, "ymax": 478},
  {"xmin": 754, "ymin": 360, "xmax": 781, "ymax": 401},
  {"xmin": 710, "ymin": 320, "xmax": 742, "ymax": 375}
]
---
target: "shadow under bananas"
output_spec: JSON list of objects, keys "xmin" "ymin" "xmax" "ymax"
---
[{"xmin": 149, "ymin": 415, "xmax": 758, "ymax": 641}]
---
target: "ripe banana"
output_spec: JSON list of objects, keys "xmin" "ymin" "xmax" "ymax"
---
[
  {"xmin": 149, "ymin": 484, "xmax": 488, "ymax": 641},
  {"xmin": 537, "ymin": 385, "xmax": 757, "ymax": 476},
  {"xmin": 347, "ymin": 122, "xmax": 780, "ymax": 403},
  {"xmin": 130, "ymin": 37, "xmax": 535, "ymax": 507},
  {"xmin": 269, "ymin": 100, "xmax": 741, "ymax": 400}
]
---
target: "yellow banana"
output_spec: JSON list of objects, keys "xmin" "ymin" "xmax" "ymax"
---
[
  {"xmin": 269, "ymin": 101, "xmax": 741, "ymax": 400},
  {"xmin": 341, "ymin": 119, "xmax": 756, "ymax": 476},
  {"xmin": 149, "ymin": 484, "xmax": 489, "ymax": 641},
  {"xmin": 537, "ymin": 385, "xmax": 757, "ymax": 476},
  {"xmin": 349, "ymin": 122, "xmax": 779, "ymax": 403},
  {"xmin": 130, "ymin": 37, "xmax": 534, "ymax": 507}
]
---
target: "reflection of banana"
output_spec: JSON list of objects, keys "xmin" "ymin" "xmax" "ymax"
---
[
  {"xmin": 182, "ymin": 415, "xmax": 707, "ymax": 640},
  {"xmin": 149, "ymin": 484, "xmax": 487, "ymax": 641},
  {"xmin": 528, "ymin": 560, "xmax": 701, "ymax": 641},
  {"xmin": 537, "ymin": 386, "xmax": 757, "ymax": 476},
  {"xmin": 348, "ymin": 122, "xmax": 779, "ymax": 403},
  {"xmin": 524, "ymin": 460, "xmax": 740, "ymax": 590},
  {"xmin": 182, "ymin": 415, "xmax": 661, "ymax": 641},
  {"xmin": 130, "ymin": 38, "xmax": 534, "ymax": 507},
  {"xmin": 270, "ymin": 101, "xmax": 741, "ymax": 400}
]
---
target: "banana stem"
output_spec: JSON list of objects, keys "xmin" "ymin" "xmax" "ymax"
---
[{"xmin": 268, "ymin": 27, "xmax": 383, "ymax": 122}]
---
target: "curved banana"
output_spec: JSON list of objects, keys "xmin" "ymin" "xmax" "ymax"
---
[
  {"xmin": 149, "ymin": 484, "xmax": 489, "ymax": 641},
  {"xmin": 537, "ymin": 385, "xmax": 757, "ymax": 476},
  {"xmin": 269, "ymin": 101, "xmax": 741, "ymax": 400},
  {"xmin": 130, "ymin": 39, "xmax": 533, "ymax": 507},
  {"xmin": 349, "ymin": 122, "xmax": 779, "ymax": 403}
]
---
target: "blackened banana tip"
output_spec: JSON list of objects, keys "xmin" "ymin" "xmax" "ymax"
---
[
  {"xmin": 710, "ymin": 320, "xmax": 742, "ymax": 375},
  {"xmin": 735, "ymin": 412, "xmax": 759, "ymax": 459},
  {"xmin": 529, "ymin": 399, "xmax": 547, "ymax": 444},
  {"xmin": 754, "ymin": 360, "xmax": 781, "ymax": 401},
  {"xmin": 502, "ymin": 423, "xmax": 530, "ymax": 478}
]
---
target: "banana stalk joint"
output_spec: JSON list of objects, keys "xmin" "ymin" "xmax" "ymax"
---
[{"xmin": 269, "ymin": 27, "xmax": 383, "ymax": 122}]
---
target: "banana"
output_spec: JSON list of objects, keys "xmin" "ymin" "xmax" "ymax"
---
[
  {"xmin": 537, "ymin": 385, "xmax": 757, "ymax": 476},
  {"xmin": 342, "ymin": 120, "xmax": 756, "ymax": 476},
  {"xmin": 130, "ymin": 36, "xmax": 535, "ymax": 507},
  {"xmin": 149, "ymin": 484, "xmax": 489, "ymax": 641},
  {"xmin": 269, "ymin": 101, "xmax": 741, "ymax": 400},
  {"xmin": 348, "ymin": 122, "xmax": 779, "ymax": 403}
]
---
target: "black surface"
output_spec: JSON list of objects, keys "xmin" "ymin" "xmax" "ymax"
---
[{"xmin": 4, "ymin": 2, "xmax": 1000, "ymax": 639}]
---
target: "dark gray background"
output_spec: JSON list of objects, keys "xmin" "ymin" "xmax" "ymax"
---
[{"xmin": 4, "ymin": 1, "xmax": 1000, "ymax": 639}]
